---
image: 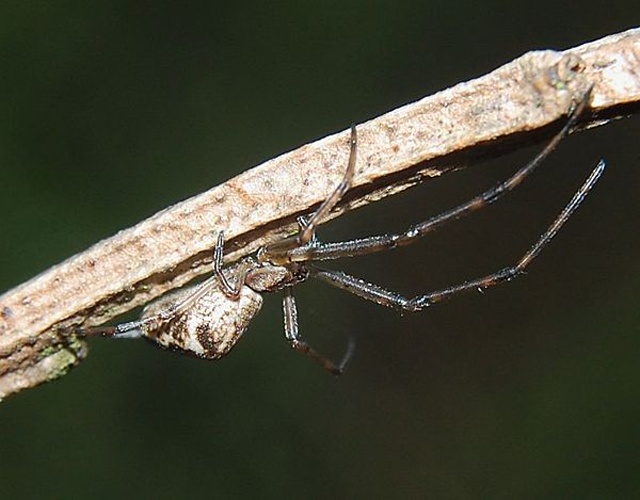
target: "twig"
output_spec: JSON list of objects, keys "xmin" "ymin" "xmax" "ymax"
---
[{"xmin": 1, "ymin": 27, "xmax": 639, "ymax": 400}]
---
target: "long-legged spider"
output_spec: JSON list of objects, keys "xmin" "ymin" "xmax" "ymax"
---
[{"xmin": 81, "ymin": 92, "xmax": 605, "ymax": 374}]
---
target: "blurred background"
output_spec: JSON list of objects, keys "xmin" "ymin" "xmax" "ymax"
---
[{"xmin": 1, "ymin": 2, "xmax": 639, "ymax": 498}]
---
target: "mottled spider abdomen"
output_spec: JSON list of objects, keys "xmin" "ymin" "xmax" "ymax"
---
[{"xmin": 140, "ymin": 285, "xmax": 263, "ymax": 359}]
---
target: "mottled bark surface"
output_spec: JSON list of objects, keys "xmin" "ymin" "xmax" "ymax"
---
[{"xmin": 1, "ymin": 28, "xmax": 639, "ymax": 400}]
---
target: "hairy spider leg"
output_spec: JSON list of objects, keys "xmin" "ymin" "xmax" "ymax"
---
[
  {"xmin": 309, "ymin": 159, "xmax": 605, "ymax": 310},
  {"xmin": 75, "ymin": 270, "xmax": 226, "ymax": 340},
  {"xmin": 282, "ymin": 287, "xmax": 355, "ymax": 375},
  {"xmin": 213, "ymin": 231, "xmax": 256, "ymax": 298},
  {"xmin": 258, "ymin": 124, "xmax": 358, "ymax": 263},
  {"xmin": 256, "ymin": 88, "xmax": 598, "ymax": 372},
  {"xmin": 282, "ymin": 87, "xmax": 593, "ymax": 264}
]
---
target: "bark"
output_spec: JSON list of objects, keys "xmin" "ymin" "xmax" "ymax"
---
[{"xmin": 1, "ymin": 27, "xmax": 639, "ymax": 400}]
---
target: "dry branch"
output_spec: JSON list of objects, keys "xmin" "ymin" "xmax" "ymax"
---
[{"xmin": 1, "ymin": 27, "xmax": 639, "ymax": 400}]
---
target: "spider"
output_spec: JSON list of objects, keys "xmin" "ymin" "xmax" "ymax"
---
[{"xmin": 79, "ymin": 91, "xmax": 605, "ymax": 375}]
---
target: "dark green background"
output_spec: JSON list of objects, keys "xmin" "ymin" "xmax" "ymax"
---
[{"xmin": 1, "ymin": 3, "xmax": 639, "ymax": 498}]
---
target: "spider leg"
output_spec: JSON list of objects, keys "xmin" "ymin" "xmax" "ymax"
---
[
  {"xmin": 213, "ymin": 231, "xmax": 254, "ymax": 298},
  {"xmin": 310, "ymin": 266, "xmax": 411, "ymax": 309},
  {"xmin": 260, "ymin": 124, "xmax": 358, "ymax": 262},
  {"xmin": 311, "ymin": 160, "xmax": 605, "ymax": 311},
  {"xmin": 282, "ymin": 287, "xmax": 355, "ymax": 375},
  {"xmin": 76, "ymin": 240, "xmax": 248, "ymax": 340},
  {"xmin": 74, "ymin": 321, "xmax": 145, "ymax": 339},
  {"xmin": 286, "ymin": 87, "xmax": 593, "ymax": 264},
  {"xmin": 213, "ymin": 231, "xmax": 238, "ymax": 296},
  {"xmin": 297, "ymin": 124, "xmax": 358, "ymax": 244}
]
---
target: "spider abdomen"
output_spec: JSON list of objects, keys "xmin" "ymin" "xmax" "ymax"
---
[{"xmin": 140, "ymin": 285, "xmax": 263, "ymax": 359}]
